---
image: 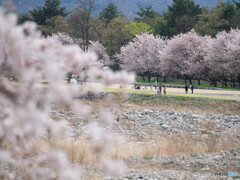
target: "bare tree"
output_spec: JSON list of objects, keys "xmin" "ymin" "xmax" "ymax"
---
[{"xmin": 67, "ymin": 0, "xmax": 95, "ymax": 51}]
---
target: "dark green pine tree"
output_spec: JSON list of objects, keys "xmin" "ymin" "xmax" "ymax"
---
[
  {"xmin": 233, "ymin": 0, "xmax": 240, "ymax": 9},
  {"xmin": 29, "ymin": 0, "xmax": 68, "ymax": 25},
  {"xmin": 29, "ymin": 7, "xmax": 46, "ymax": 25},
  {"xmin": 135, "ymin": 5, "xmax": 156, "ymax": 22},
  {"xmin": 100, "ymin": 2, "xmax": 120, "ymax": 24},
  {"xmin": 220, "ymin": 2, "xmax": 236, "ymax": 29},
  {"xmin": 18, "ymin": 13, "xmax": 34, "ymax": 24},
  {"xmin": 154, "ymin": 0, "xmax": 202, "ymax": 37}
]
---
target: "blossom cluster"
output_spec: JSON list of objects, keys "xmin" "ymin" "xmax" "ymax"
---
[
  {"xmin": 117, "ymin": 30, "xmax": 240, "ymax": 84},
  {"xmin": 0, "ymin": 9, "xmax": 134, "ymax": 179}
]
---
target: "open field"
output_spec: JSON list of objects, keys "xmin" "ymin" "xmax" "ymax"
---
[
  {"xmin": 10, "ymin": 80, "xmax": 240, "ymax": 101},
  {"xmin": 104, "ymin": 84, "xmax": 240, "ymax": 101}
]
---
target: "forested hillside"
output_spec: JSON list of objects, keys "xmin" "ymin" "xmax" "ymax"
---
[{"xmin": 2, "ymin": 0, "xmax": 228, "ymax": 16}]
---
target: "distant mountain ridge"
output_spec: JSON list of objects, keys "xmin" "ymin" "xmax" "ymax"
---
[{"xmin": 1, "ymin": 0, "xmax": 229, "ymax": 17}]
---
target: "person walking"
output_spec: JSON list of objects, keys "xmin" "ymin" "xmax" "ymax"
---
[
  {"xmin": 70, "ymin": 74, "xmax": 78, "ymax": 84},
  {"xmin": 145, "ymin": 84, "xmax": 147, "ymax": 90},
  {"xmin": 190, "ymin": 84, "xmax": 194, "ymax": 94},
  {"xmin": 159, "ymin": 85, "xmax": 162, "ymax": 96},
  {"xmin": 134, "ymin": 82, "xmax": 137, "ymax": 89},
  {"xmin": 185, "ymin": 85, "xmax": 188, "ymax": 93},
  {"xmin": 154, "ymin": 81, "xmax": 157, "ymax": 90},
  {"xmin": 163, "ymin": 86, "xmax": 166, "ymax": 96},
  {"xmin": 157, "ymin": 86, "xmax": 160, "ymax": 95},
  {"xmin": 136, "ymin": 83, "xmax": 141, "ymax": 89}
]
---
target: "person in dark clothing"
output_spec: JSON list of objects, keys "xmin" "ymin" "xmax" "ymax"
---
[
  {"xmin": 159, "ymin": 85, "xmax": 162, "ymax": 96},
  {"xmin": 185, "ymin": 85, "xmax": 188, "ymax": 93},
  {"xmin": 190, "ymin": 84, "xmax": 194, "ymax": 94},
  {"xmin": 136, "ymin": 83, "xmax": 141, "ymax": 89}
]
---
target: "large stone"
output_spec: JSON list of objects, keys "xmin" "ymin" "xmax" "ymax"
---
[{"xmin": 161, "ymin": 124, "xmax": 169, "ymax": 130}]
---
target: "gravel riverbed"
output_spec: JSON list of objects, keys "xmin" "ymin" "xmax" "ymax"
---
[{"xmin": 50, "ymin": 108, "xmax": 240, "ymax": 179}]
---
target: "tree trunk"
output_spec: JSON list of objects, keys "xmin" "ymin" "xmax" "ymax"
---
[
  {"xmin": 184, "ymin": 76, "xmax": 187, "ymax": 85},
  {"xmin": 148, "ymin": 72, "xmax": 151, "ymax": 82},
  {"xmin": 156, "ymin": 75, "xmax": 159, "ymax": 82},
  {"xmin": 198, "ymin": 79, "xmax": 200, "ymax": 85},
  {"xmin": 164, "ymin": 76, "xmax": 167, "ymax": 83},
  {"xmin": 214, "ymin": 79, "xmax": 217, "ymax": 87},
  {"xmin": 230, "ymin": 76, "xmax": 236, "ymax": 88},
  {"xmin": 82, "ymin": 32, "xmax": 86, "ymax": 52},
  {"xmin": 238, "ymin": 75, "xmax": 240, "ymax": 88},
  {"xmin": 86, "ymin": 29, "xmax": 89, "ymax": 52},
  {"xmin": 189, "ymin": 77, "xmax": 192, "ymax": 85},
  {"xmin": 224, "ymin": 78, "xmax": 227, "ymax": 88},
  {"xmin": 142, "ymin": 75, "xmax": 145, "ymax": 82}
]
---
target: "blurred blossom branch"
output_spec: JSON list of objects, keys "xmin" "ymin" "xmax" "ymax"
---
[{"xmin": 0, "ymin": 9, "xmax": 134, "ymax": 179}]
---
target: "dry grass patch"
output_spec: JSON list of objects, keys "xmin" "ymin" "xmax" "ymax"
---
[
  {"xmin": 31, "ymin": 138, "xmax": 98, "ymax": 165},
  {"xmin": 31, "ymin": 132, "xmax": 239, "ymax": 165},
  {"xmin": 111, "ymin": 133, "xmax": 239, "ymax": 159}
]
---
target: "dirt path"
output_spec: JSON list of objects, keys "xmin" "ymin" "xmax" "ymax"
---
[{"xmin": 104, "ymin": 84, "xmax": 240, "ymax": 101}]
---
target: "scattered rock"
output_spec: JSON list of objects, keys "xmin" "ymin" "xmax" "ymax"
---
[
  {"xmin": 161, "ymin": 124, "xmax": 169, "ymax": 130},
  {"xmin": 49, "ymin": 107, "xmax": 240, "ymax": 179},
  {"xmin": 230, "ymin": 148, "xmax": 236, "ymax": 154}
]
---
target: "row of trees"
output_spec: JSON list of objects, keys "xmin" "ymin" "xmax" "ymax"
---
[
  {"xmin": 16, "ymin": 0, "xmax": 240, "ymax": 87},
  {"xmin": 153, "ymin": 0, "xmax": 240, "ymax": 37},
  {"xmin": 117, "ymin": 30, "xmax": 240, "ymax": 88},
  {"xmin": 18, "ymin": 0, "xmax": 240, "ymax": 56},
  {"xmin": 18, "ymin": 0, "xmax": 151, "ymax": 65}
]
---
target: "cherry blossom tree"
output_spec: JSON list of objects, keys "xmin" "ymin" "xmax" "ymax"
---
[
  {"xmin": 117, "ymin": 29, "xmax": 240, "ymax": 87},
  {"xmin": 52, "ymin": 32, "xmax": 76, "ymax": 45},
  {"xmin": 0, "ymin": 9, "xmax": 134, "ymax": 179},
  {"xmin": 89, "ymin": 40, "xmax": 110, "ymax": 66},
  {"xmin": 204, "ymin": 29, "xmax": 240, "ymax": 87},
  {"xmin": 47, "ymin": 33, "xmax": 110, "ymax": 82},
  {"xmin": 50, "ymin": 33, "xmax": 110, "ymax": 66},
  {"xmin": 116, "ymin": 33, "xmax": 167, "ymax": 82},
  {"xmin": 116, "ymin": 27, "xmax": 240, "ymax": 87},
  {"xmin": 161, "ymin": 30, "xmax": 210, "ymax": 85}
]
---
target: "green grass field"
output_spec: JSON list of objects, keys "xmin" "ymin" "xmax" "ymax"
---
[{"xmin": 136, "ymin": 77, "xmax": 240, "ymax": 90}]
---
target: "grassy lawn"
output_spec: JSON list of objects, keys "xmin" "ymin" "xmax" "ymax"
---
[
  {"xmin": 10, "ymin": 79, "xmax": 240, "ymax": 101},
  {"xmin": 104, "ymin": 84, "xmax": 240, "ymax": 101},
  {"xmin": 136, "ymin": 77, "xmax": 240, "ymax": 90}
]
